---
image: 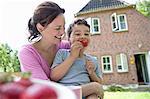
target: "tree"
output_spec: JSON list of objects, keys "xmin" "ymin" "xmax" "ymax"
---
[
  {"xmin": 136, "ymin": 0, "xmax": 150, "ymax": 19},
  {"xmin": 0, "ymin": 43, "xmax": 20, "ymax": 72}
]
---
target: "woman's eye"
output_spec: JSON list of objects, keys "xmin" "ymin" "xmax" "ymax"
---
[{"xmin": 55, "ymin": 28, "xmax": 61, "ymax": 31}]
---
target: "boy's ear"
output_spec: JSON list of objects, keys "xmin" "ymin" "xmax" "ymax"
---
[{"xmin": 36, "ymin": 23, "xmax": 44, "ymax": 32}]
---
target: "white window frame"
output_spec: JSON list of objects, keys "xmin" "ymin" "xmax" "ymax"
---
[
  {"xmin": 111, "ymin": 13, "xmax": 128, "ymax": 32},
  {"xmin": 86, "ymin": 17, "xmax": 101, "ymax": 35},
  {"xmin": 101, "ymin": 55, "xmax": 113, "ymax": 73},
  {"xmin": 91, "ymin": 18, "xmax": 101, "ymax": 34},
  {"xmin": 117, "ymin": 14, "xmax": 128, "ymax": 31},
  {"xmin": 116, "ymin": 53, "xmax": 128, "ymax": 73}
]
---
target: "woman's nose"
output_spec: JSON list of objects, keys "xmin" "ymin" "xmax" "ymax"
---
[{"xmin": 60, "ymin": 28, "xmax": 65, "ymax": 35}]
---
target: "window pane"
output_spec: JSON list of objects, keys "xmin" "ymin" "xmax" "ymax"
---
[
  {"xmin": 120, "ymin": 23, "xmax": 126, "ymax": 29},
  {"xmin": 94, "ymin": 26, "xmax": 99, "ymax": 32},
  {"xmin": 93, "ymin": 19, "xmax": 98, "ymax": 25},
  {"xmin": 107, "ymin": 64, "xmax": 111, "ymax": 70},
  {"xmin": 104, "ymin": 64, "xmax": 107, "ymax": 70},
  {"xmin": 113, "ymin": 23, "xmax": 116, "ymax": 28},
  {"xmin": 107, "ymin": 57, "xmax": 110, "ymax": 63},
  {"xmin": 119, "ymin": 16, "xmax": 125, "ymax": 22},
  {"xmin": 103, "ymin": 57, "xmax": 106, "ymax": 63},
  {"xmin": 116, "ymin": 54, "xmax": 121, "ymax": 64},
  {"xmin": 112, "ymin": 16, "xmax": 115, "ymax": 21},
  {"xmin": 118, "ymin": 65, "xmax": 122, "ymax": 70}
]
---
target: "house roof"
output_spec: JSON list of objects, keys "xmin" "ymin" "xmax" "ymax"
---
[{"xmin": 75, "ymin": 0, "xmax": 135, "ymax": 16}]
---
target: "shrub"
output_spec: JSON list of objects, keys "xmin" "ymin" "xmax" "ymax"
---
[{"xmin": 106, "ymin": 85, "xmax": 130, "ymax": 92}]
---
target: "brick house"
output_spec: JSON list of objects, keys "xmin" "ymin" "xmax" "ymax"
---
[{"xmin": 74, "ymin": 0, "xmax": 150, "ymax": 87}]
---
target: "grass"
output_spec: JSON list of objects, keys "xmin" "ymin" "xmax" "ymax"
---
[{"xmin": 104, "ymin": 92, "xmax": 150, "ymax": 99}]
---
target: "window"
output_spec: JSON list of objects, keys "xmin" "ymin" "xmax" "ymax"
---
[
  {"xmin": 111, "ymin": 13, "xmax": 128, "ymax": 32},
  {"xmin": 86, "ymin": 17, "xmax": 101, "ymax": 34},
  {"xmin": 116, "ymin": 53, "xmax": 128, "ymax": 72},
  {"xmin": 101, "ymin": 56, "xmax": 113, "ymax": 73}
]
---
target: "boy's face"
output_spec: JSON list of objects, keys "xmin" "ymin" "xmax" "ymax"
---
[{"xmin": 69, "ymin": 24, "xmax": 91, "ymax": 47}]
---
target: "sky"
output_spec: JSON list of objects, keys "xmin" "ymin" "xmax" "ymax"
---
[{"xmin": 0, "ymin": 0, "xmax": 139, "ymax": 50}]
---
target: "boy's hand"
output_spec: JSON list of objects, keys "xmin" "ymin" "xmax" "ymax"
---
[
  {"xmin": 70, "ymin": 41, "xmax": 83, "ymax": 59},
  {"xmin": 86, "ymin": 60, "xmax": 95, "ymax": 75}
]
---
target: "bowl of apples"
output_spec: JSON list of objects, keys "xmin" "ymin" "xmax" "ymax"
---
[{"xmin": 0, "ymin": 72, "xmax": 76, "ymax": 99}]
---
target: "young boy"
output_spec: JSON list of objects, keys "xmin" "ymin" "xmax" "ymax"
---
[{"xmin": 50, "ymin": 19, "xmax": 104, "ymax": 99}]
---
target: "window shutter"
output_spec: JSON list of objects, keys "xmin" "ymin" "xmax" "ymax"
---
[
  {"xmin": 111, "ymin": 13, "xmax": 118, "ymax": 31},
  {"xmin": 121, "ymin": 53, "xmax": 128, "ymax": 72},
  {"xmin": 116, "ymin": 53, "xmax": 128, "ymax": 72},
  {"xmin": 116, "ymin": 54, "xmax": 122, "ymax": 71},
  {"xmin": 86, "ymin": 17, "xmax": 92, "ymax": 33}
]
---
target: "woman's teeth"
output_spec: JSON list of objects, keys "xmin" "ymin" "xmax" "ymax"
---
[
  {"xmin": 55, "ymin": 34, "xmax": 65, "ymax": 39},
  {"xmin": 55, "ymin": 36, "xmax": 61, "ymax": 39}
]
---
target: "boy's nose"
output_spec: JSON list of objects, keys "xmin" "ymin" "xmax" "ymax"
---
[{"xmin": 81, "ymin": 34, "xmax": 86, "ymax": 38}]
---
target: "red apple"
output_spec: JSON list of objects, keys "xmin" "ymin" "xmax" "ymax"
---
[
  {"xmin": 78, "ymin": 39, "xmax": 88, "ymax": 47},
  {"xmin": 15, "ymin": 78, "xmax": 33, "ymax": 88},
  {"xmin": 21, "ymin": 84, "xmax": 58, "ymax": 99},
  {"xmin": 0, "ymin": 82, "xmax": 26, "ymax": 99}
]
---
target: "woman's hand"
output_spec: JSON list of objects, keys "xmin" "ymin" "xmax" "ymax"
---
[
  {"xmin": 69, "ymin": 41, "xmax": 83, "ymax": 60},
  {"xmin": 86, "ymin": 60, "xmax": 95, "ymax": 75}
]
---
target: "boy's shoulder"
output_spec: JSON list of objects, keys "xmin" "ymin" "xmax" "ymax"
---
[
  {"xmin": 85, "ymin": 54, "xmax": 98, "ymax": 61},
  {"xmin": 58, "ymin": 48, "xmax": 70, "ymax": 52},
  {"xmin": 57, "ymin": 49, "xmax": 70, "ymax": 55}
]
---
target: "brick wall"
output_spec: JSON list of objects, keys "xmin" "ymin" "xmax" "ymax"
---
[{"xmin": 76, "ymin": 7, "xmax": 150, "ymax": 85}]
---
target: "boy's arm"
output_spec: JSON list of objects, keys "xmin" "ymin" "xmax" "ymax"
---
[
  {"xmin": 86, "ymin": 60, "xmax": 103, "ymax": 84},
  {"xmin": 51, "ymin": 42, "xmax": 83, "ymax": 81},
  {"xmin": 88, "ymin": 71, "xmax": 102, "ymax": 83},
  {"xmin": 50, "ymin": 55, "xmax": 76, "ymax": 81}
]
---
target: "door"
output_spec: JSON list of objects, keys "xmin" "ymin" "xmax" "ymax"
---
[{"xmin": 134, "ymin": 54, "xmax": 149, "ymax": 84}]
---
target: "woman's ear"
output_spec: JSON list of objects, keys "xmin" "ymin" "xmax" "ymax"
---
[{"xmin": 36, "ymin": 23, "xmax": 44, "ymax": 32}]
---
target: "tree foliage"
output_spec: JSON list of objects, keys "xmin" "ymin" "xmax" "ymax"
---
[
  {"xmin": 136, "ymin": 0, "xmax": 150, "ymax": 19},
  {"xmin": 0, "ymin": 43, "xmax": 20, "ymax": 72}
]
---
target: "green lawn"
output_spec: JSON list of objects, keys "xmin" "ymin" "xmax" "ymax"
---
[{"xmin": 104, "ymin": 92, "xmax": 150, "ymax": 99}]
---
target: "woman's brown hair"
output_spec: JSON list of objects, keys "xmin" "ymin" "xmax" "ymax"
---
[{"xmin": 28, "ymin": 1, "xmax": 65, "ymax": 42}]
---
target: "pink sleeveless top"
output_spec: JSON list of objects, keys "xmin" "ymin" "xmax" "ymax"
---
[{"xmin": 18, "ymin": 40, "xmax": 70, "ymax": 80}]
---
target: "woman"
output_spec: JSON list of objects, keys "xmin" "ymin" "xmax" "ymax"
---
[
  {"xmin": 18, "ymin": 1, "xmax": 67, "ymax": 79},
  {"xmin": 18, "ymin": 1, "xmax": 103, "ymax": 99}
]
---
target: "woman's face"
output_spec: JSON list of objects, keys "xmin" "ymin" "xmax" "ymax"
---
[
  {"xmin": 69, "ymin": 24, "xmax": 91, "ymax": 47},
  {"xmin": 40, "ymin": 14, "xmax": 65, "ymax": 45}
]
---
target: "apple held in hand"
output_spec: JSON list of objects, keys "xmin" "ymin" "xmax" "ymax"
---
[
  {"xmin": 21, "ymin": 84, "xmax": 58, "ymax": 99},
  {"xmin": 78, "ymin": 39, "xmax": 89, "ymax": 47}
]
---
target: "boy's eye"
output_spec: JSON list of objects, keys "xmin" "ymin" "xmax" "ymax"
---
[
  {"xmin": 85, "ymin": 33, "xmax": 90, "ymax": 36},
  {"xmin": 74, "ymin": 33, "xmax": 80, "ymax": 36}
]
